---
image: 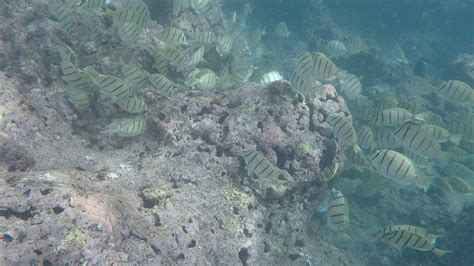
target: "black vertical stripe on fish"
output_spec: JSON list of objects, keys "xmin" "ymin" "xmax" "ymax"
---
[
  {"xmin": 256, "ymin": 164, "xmax": 271, "ymax": 176},
  {"xmin": 262, "ymin": 168, "xmax": 276, "ymax": 179},
  {"xmin": 386, "ymin": 152, "xmax": 396, "ymax": 175},
  {"xmin": 379, "ymin": 149, "xmax": 389, "ymax": 166},
  {"xmin": 415, "ymin": 134, "xmax": 428, "ymax": 152},
  {"xmin": 401, "ymin": 163, "xmax": 411, "ymax": 179},
  {"xmin": 386, "ymin": 231, "xmax": 400, "ymax": 242},
  {"xmin": 412, "ymin": 235, "xmax": 422, "ymax": 248},
  {"xmin": 395, "ymin": 231, "xmax": 406, "ymax": 245},
  {"xmin": 329, "ymin": 203, "xmax": 346, "ymax": 209},
  {"xmin": 403, "ymin": 233, "xmax": 414, "ymax": 247},
  {"xmin": 248, "ymin": 156, "xmax": 264, "ymax": 172},
  {"xmin": 252, "ymin": 158, "xmax": 265, "ymax": 173},
  {"xmin": 393, "ymin": 158, "xmax": 405, "ymax": 177}
]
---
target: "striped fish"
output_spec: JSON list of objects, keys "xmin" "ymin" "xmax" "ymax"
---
[
  {"xmin": 312, "ymin": 52, "xmax": 338, "ymax": 81},
  {"xmin": 400, "ymin": 75, "xmax": 433, "ymax": 96},
  {"xmin": 447, "ymin": 162, "xmax": 474, "ymax": 180},
  {"xmin": 157, "ymin": 27, "xmax": 187, "ymax": 45},
  {"xmin": 120, "ymin": 61, "xmax": 149, "ymax": 91},
  {"xmin": 368, "ymin": 149, "xmax": 430, "ymax": 189},
  {"xmin": 251, "ymin": 45, "xmax": 264, "ymax": 60},
  {"xmin": 451, "ymin": 176, "xmax": 473, "ymax": 193},
  {"xmin": 185, "ymin": 68, "xmax": 201, "ymax": 87},
  {"xmin": 152, "ymin": 51, "xmax": 169, "ymax": 75},
  {"xmin": 373, "ymin": 126, "xmax": 400, "ymax": 149},
  {"xmin": 94, "ymin": 74, "xmax": 133, "ymax": 102},
  {"xmin": 326, "ymin": 40, "xmax": 347, "ymax": 58},
  {"xmin": 48, "ymin": 1, "xmax": 75, "ymax": 34},
  {"xmin": 109, "ymin": 0, "xmax": 150, "ymax": 44},
  {"xmin": 317, "ymin": 162, "xmax": 339, "ymax": 183},
  {"xmin": 216, "ymin": 36, "xmax": 233, "ymax": 56},
  {"xmin": 65, "ymin": 85, "xmax": 90, "ymax": 111},
  {"xmin": 260, "ymin": 71, "xmax": 283, "ymax": 85},
  {"xmin": 117, "ymin": 97, "xmax": 148, "ymax": 113},
  {"xmin": 242, "ymin": 150, "xmax": 279, "ymax": 180},
  {"xmin": 149, "ymin": 74, "xmax": 175, "ymax": 96},
  {"xmin": 392, "ymin": 44, "xmax": 408, "ymax": 65},
  {"xmin": 251, "ymin": 27, "xmax": 266, "ymax": 43},
  {"xmin": 346, "ymin": 35, "xmax": 364, "ymax": 54},
  {"xmin": 326, "ymin": 188, "xmax": 350, "ymax": 232},
  {"xmin": 275, "ymin": 22, "xmax": 289, "ymax": 38},
  {"xmin": 187, "ymin": 46, "xmax": 205, "ymax": 68},
  {"xmin": 194, "ymin": 30, "xmax": 216, "ymax": 45},
  {"xmin": 435, "ymin": 80, "xmax": 474, "ymax": 105},
  {"xmin": 358, "ymin": 126, "xmax": 375, "ymax": 150},
  {"xmin": 373, "ymin": 225, "xmax": 450, "ymax": 256},
  {"xmin": 228, "ymin": 63, "xmax": 254, "ymax": 86},
  {"xmin": 326, "ymin": 115, "xmax": 361, "ymax": 152},
  {"xmin": 290, "ymin": 71, "xmax": 317, "ymax": 95},
  {"xmin": 117, "ymin": 0, "xmax": 150, "ymax": 27},
  {"xmin": 448, "ymin": 117, "xmax": 474, "ymax": 143},
  {"xmin": 185, "ymin": 68, "xmax": 218, "ymax": 90},
  {"xmin": 111, "ymin": 8, "xmax": 149, "ymax": 27},
  {"xmin": 61, "ymin": 59, "xmax": 95, "ymax": 91},
  {"xmin": 160, "ymin": 47, "xmax": 186, "ymax": 67},
  {"xmin": 339, "ymin": 73, "xmax": 362, "ymax": 100},
  {"xmin": 421, "ymin": 124, "xmax": 462, "ymax": 146},
  {"xmin": 295, "ymin": 51, "xmax": 314, "ymax": 78},
  {"xmin": 373, "ymin": 108, "xmax": 428, "ymax": 126},
  {"xmin": 392, "ymin": 124, "xmax": 448, "ymax": 161},
  {"xmin": 112, "ymin": 116, "xmax": 147, "ymax": 137},
  {"xmin": 195, "ymin": 69, "xmax": 219, "ymax": 90},
  {"xmin": 191, "ymin": 0, "xmax": 214, "ymax": 16}
]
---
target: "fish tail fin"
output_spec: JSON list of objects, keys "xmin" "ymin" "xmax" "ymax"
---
[
  {"xmin": 432, "ymin": 247, "xmax": 451, "ymax": 256},
  {"xmin": 336, "ymin": 70, "xmax": 348, "ymax": 81},
  {"xmin": 335, "ymin": 231, "xmax": 353, "ymax": 242},
  {"xmin": 413, "ymin": 112, "xmax": 431, "ymax": 122},
  {"xmin": 353, "ymin": 143, "xmax": 362, "ymax": 154},
  {"xmin": 448, "ymin": 134, "xmax": 463, "ymax": 146},
  {"xmin": 416, "ymin": 175, "xmax": 435, "ymax": 192}
]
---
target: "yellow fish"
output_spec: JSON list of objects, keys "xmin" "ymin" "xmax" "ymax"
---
[
  {"xmin": 373, "ymin": 225, "xmax": 450, "ymax": 256},
  {"xmin": 275, "ymin": 22, "xmax": 289, "ymax": 38}
]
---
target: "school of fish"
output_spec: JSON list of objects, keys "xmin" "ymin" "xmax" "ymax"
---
[{"xmin": 47, "ymin": 0, "xmax": 474, "ymax": 258}]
